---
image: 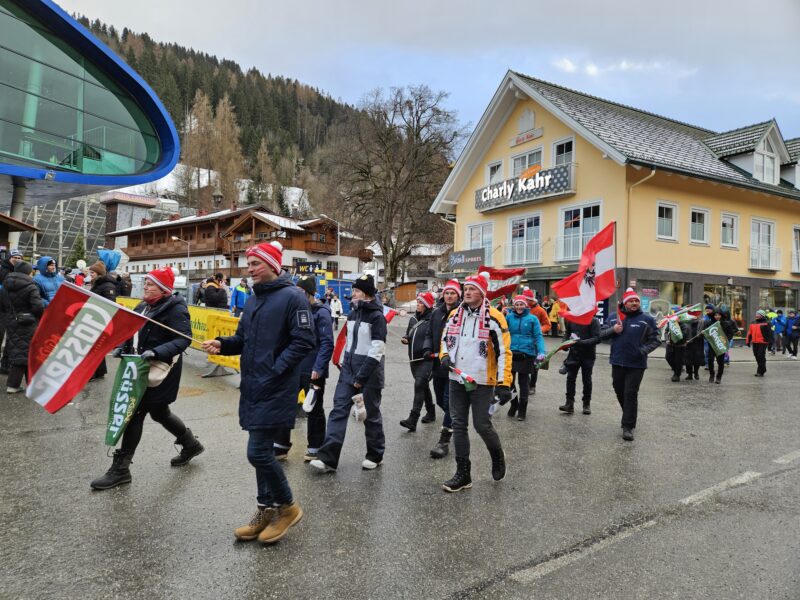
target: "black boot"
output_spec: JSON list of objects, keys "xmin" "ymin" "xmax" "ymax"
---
[
  {"xmin": 170, "ymin": 428, "xmax": 205, "ymax": 466},
  {"xmin": 559, "ymin": 398, "xmax": 575, "ymax": 413},
  {"xmin": 420, "ymin": 410, "xmax": 435, "ymax": 424},
  {"xmin": 489, "ymin": 448, "xmax": 506, "ymax": 481},
  {"xmin": 442, "ymin": 457, "xmax": 472, "ymax": 492},
  {"xmin": 430, "ymin": 428, "xmax": 452, "ymax": 459},
  {"xmin": 91, "ymin": 450, "xmax": 133, "ymax": 490},
  {"xmin": 400, "ymin": 410, "xmax": 420, "ymax": 432},
  {"xmin": 582, "ymin": 400, "xmax": 591, "ymax": 415},
  {"xmin": 516, "ymin": 398, "xmax": 528, "ymax": 421},
  {"xmin": 507, "ymin": 399, "xmax": 518, "ymax": 418}
]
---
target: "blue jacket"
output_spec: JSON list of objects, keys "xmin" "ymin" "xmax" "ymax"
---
[
  {"xmin": 230, "ymin": 283, "xmax": 252, "ymax": 310},
  {"xmin": 217, "ymin": 271, "xmax": 316, "ymax": 430},
  {"xmin": 33, "ymin": 256, "xmax": 65, "ymax": 306},
  {"xmin": 772, "ymin": 314, "xmax": 788, "ymax": 335},
  {"xmin": 603, "ymin": 308, "xmax": 661, "ymax": 369},
  {"xmin": 300, "ymin": 300, "xmax": 334, "ymax": 380},
  {"xmin": 506, "ymin": 308, "xmax": 545, "ymax": 357},
  {"xmin": 341, "ymin": 297, "xmax": 387, "ymax": 388},
  {"xmin": 787, "ymin": 315, "xmax": 800, "ymax": 339}
]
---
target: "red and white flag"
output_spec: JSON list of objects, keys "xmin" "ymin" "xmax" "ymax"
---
[
  {"xmin": 26, "ymin": 283, "xmax": 147, "ymax": 414},
  {"xmin": 332, "ymin": 302, "xmax": 396, "ymax": 367},
  {"xmin": 551, "ymin": 222, "xmax": 616, "ymax": 325},
  {"xmin": 477, "ymin": 266, "xmax": 526, "ymax": 300},
  {"xmin": 383, "ymin": 304, "xmax": 397, "ymax": 323}
]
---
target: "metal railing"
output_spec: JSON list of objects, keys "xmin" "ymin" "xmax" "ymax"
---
[
  {"xmin": 505, "ymin": 240, "xmax": 541, "ymax": 265},
  {"xmin": 554, "ymin": 232, "xmax": 596, "ymax": 262},
  {"xmin": 749, "ymin": 245, "xmax": 781, "ymax": 270}
]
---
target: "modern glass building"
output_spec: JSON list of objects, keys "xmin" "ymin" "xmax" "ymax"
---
[{"xmin": 0, "ymin": 0, "xmax": 179, "ymax": 208}]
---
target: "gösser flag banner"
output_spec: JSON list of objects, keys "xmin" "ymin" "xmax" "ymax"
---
[
  {"xmin": 26, "ymin": 283, "xmax": 148, "ymax": 414},
  {"xmin": 476, "ymin": 267, "xmax": 526, "ymax": 300},
  {"xmin": 105, "ymin": 356, "xmax": 149, "ymax": 446},
  {"xmin": 551, "ymin": 222, "xmax": 616, "ymax": 325}
]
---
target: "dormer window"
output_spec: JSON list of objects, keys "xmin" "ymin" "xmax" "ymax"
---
[{"xmin": 754, "ymin": 138, "xmax": 778, "ymax": 185}]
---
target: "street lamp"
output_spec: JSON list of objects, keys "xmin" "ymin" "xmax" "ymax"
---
[
  {"xmin": 171, "ymin": 236, "xmax": 190, "ymax": 285},
  {"xmin": 319, "ymin": 213, "xmax": 340, "ymax": 279}
]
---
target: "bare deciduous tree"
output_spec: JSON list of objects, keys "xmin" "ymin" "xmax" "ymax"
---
[{"xmin": 211, "ymin": 94, "xmax": 246, "ymax": 207}]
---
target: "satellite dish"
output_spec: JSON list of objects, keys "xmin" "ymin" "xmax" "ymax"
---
[{"xmin": 76, "ymin": 259, "xmax": 87, "ymax": 269}]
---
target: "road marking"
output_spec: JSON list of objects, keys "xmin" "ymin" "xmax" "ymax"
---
[
  {"xmin": 680, "ymin": 471, "xmax": 761, "ymax": 506},
  {"xmin": 774, "ymin": 449, "xmax": 800, "ymax": 465},
  {"xmin": 510, "ymin": 520, "xmax": 657, "ymax": 584}
]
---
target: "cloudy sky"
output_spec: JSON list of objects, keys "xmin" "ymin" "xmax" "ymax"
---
[{"xmin": 58, "ymin": 0, "xmax": 800, "ymax": 139}]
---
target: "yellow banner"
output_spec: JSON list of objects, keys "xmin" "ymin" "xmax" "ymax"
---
[{"xmin": 206, "ymin": 313, "xmax": 241, "ymax": 370}]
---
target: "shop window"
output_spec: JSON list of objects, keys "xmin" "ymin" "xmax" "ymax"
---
[
  {"xmin": 487, "ymin": 162, "xmax": 503, "ymax": 185},
  {"xmin": 759, "ymin": 288, "xmax": 794, "ymax": 314},
  {"xmin": 468, "ymin": 222, "xmax": 493, "ymax": 266},
  {"xmin": 704, "ymin": 284, "xmax": 748, "ymax": 333},
  {"xmin": 637, "ymin": 280, "xmax": 691, "ymax": 321},
  {"xmin": 557, "ymin": 202, "xmax": 600, "ymax": 261},
  {"xmin": 512, "ymin": 149, "xmax": 542, "ymax": 178},
  {"xmin": 657, "ymin": 202, "xmax": 677, "ymax": 240},
  {"xmin": 690, "ymin": 208, "xmax": 709, "ymax": 244},
  {"xmin": 720, "ymin": 213, "xmax": 738, "ymax": 248},
  {"xmin": 554, "ymin": 139, "xmax": 573, "ymax": 166}
]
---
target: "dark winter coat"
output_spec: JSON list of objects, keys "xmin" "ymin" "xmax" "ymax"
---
[
  {"xmin": 340, "ymin": 297, "xmax": 387, "ymax": 388},
  {"xmin": 217, "ymin": 271, "xmax": 316, "ymax": 430},
  {"xmin": 404, "ymin": 308, "xmax": 434, "ymax": 379},
  {"xmin": 426, "ymin": 301, "xmax": 458, "ymax": 378},
  {"xmin": 683, "ymin": 320, "xmax": 705, "ymax": 366},
  {"xmin": 32, "ymin": 256, "xmax": 65, "ymax": 307},
  {"xmin": 90, "ymin": 274, "xmax": 118, "ymax": 302},
  {"xmin": 204, "ymin": 283, "xmax": 228, "ymax": 309},
  {"xmin": 299, "ymin": 300, "xmax": 334, "ymax": 380},
  {"xmin": 115, "ymin": 276, "xmax": 132, "ymax": 297},
  {"xmin": 118, "ymin": 294, "xmax": 191, "ymax": 407},
  {"xmin": 563, "ymin": 318, "xmax": 601, "ymax": 363},
  {"xmin": 0, "ymin": 258, "xmax": 13, "ymax": 286},
  {"xmin": 0, "ymin": 272, "xmax": 44, "ymax": 366},
  {"xmin": 602, "ymin": 307, "xmax": 661, "ymax": 369}
]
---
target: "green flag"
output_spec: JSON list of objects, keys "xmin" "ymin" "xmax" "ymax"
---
[
  {"xmin": 701, "ymin": 321, "xmax": 729, "ymax": 357},
  {"xmin": 667, "ymin": 319, "xmax": 684, "ymax": 343},
  {"xmin": 536, "ymin": 339, "xmax": 577, "ymax": 370},
  {"xmin": 105, "ymin": 356, "xmax": 150, "ymax": 446}
]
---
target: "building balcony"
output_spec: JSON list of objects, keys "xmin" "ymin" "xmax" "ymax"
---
[
  {"xmin": 305, "ymin": 240, "xmax": 336, "ymax": 255},
  {"xmin": 505, "ymin": 241, "xmax": 541, "ymax": 266},
  {"xmin": 749, "ymin": 245, "xmax": 781, "ymax": 271},
  {"xmin": 553, "ymin": 233, "xmax": 594, "ymax": 262}
]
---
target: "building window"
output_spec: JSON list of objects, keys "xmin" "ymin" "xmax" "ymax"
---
[
  {"xmin": 750, "ymin": 219, "xmax": 777, "ymax": 269},
  {"xmin": 468, "ymin": 222, "xmax": 493, "ymax": 266},
  {"xmin": 754, "ymin": 138, "xmax": 778, "ymax": 185},
  {"xmin": 690, "ymin": 208, "xmax": 709, "ymax": 244},
  {"xmin": 508, "ymin": 215, "xmax": 540, "ymax": 264},
  {"xmin": 512, "ymin": 149, "xmax": 542, "ymax": 178},
  {"xmin": 554, "ymin": 139, "xmax": 574, "ymax": 166},
  {"xmin": 327, "ymin": 261, "xmax": 338, "ymax": 273},
  {"xmin": 721, "ymin": 213, "xmax": 738, "ymax": 248},
  {"xmin": 657, "ymin": 202, "xmax": 677, "ymax": 240},
  {"xmin": 557, "ymin": 202, "xmax": 600, "ymax": 261},
  {"xmin": 487, "ymin": 162, "xmax": 503, "ymax": 185}
]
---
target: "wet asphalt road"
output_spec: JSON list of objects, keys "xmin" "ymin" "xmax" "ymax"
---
[{"xmin": 1, "ymin": 319, "xmax": 798, "ymax": 599}]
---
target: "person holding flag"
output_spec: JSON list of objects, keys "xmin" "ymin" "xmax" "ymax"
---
[
  {"xmin": 559, "ymin": 315, "xmax": 601, "ymax": 415},
  {"xmin": 91, "ymin": 267, "xmax": 204, "ymax": 490},
  {"xmin": 439, "ymin": 272, "xmax": 512, "ymax": 492},
  {"xmin": 310, "ymin": 274, "xmax": 388, "ymax": 472},
  {"xmin": 87, "ymin": 259, "xmax": 118, "ymax": 381},
  {"xmin": 701, "ymin": 309, "xmax": 737, "ymax": 383},
  {"xmin": 399, "ymin": 292, "xmax": 436, "ymax": 431},
  {"xmin": 203, "ymin": 241, "xmax": 314, "ymax": 544}
]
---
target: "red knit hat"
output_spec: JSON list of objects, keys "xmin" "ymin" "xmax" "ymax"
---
[
  {"xmin": 146, "ymin": 267, "xmax": 175, "ymax": 293},
  {"xmin": 513, "ymin": 295, "xmax": 529, "ymax": 305},
  {"xmin": 417, "ymin": 291, "xmax": 435, "ymax": 309},
  {"xmin": 622, "ymin": 287, "xmax": 640, "ymax": 303},
  {"xmin": 246, "ymin": 241, "xmax": 283, "ymax": 275},
  {"xmin": 442, "ymin": 279, "xmax": 462, "ymax": 297},
  {"xmin": 464, "ymin": 271, "xmax": 490, "ymax": 296},
  {"xmin": 522, "ymin": 286, "xmax": 537, "ymax": 305}
]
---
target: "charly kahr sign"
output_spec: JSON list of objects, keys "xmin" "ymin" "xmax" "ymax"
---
[{"xmin": 474, "ymin": 164, "xmax": 573, "ymax": 212}]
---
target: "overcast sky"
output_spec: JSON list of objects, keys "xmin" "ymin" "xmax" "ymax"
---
[{"xmin": 58, "ymin": 0, "xmax": 800, "ymax": 139}]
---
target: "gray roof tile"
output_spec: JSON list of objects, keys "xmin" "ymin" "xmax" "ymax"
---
[
  {"xmin": 785, "ymin": 138, "xmax": 800, "ymax": 163},
  {"xmin": 703, "ymin": 121, "xmax": 772, "ymax": 157}
]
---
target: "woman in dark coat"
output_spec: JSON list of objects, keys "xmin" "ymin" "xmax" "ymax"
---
[
  {"xmin": 0, "ymin": 261, "xmax": 44, "ymax": 393},
  {"xmin": 91, "ymin": 267, "xmax": 204, "ymax": 490},
  {"xmin": 88, "ymin": 261, "xmax": 117, "ymax": 381},
  {"xmin": 399, "ymin": 292, "xmax": 435, "ymax": 431},
  {"xmin": 684, "ymin": 318, "xmax": 706, "ymax": 380}
]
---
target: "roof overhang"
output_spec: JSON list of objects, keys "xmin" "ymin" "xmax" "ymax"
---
[{"xmin": 0, "ymin": 212, "xmax": 38, "ymax": 232}]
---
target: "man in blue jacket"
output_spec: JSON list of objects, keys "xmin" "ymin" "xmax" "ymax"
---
[
  {"xmin": 771, "ymin": 309, "xmax": 787, "ymax": 354},
  {"xmin": 230, "ymin": 279, "xmax": 252, "ymax": 317},
  {"xmin": 202, "ymin": 241, "xmax": 315, "ymax": 545},
  {"xmin": 273, "ymin": 275, "xmax": 334, "ymax": 461},
  {"xmin": 310, "ymin": 274, "xmax": 387, "ymax": 472},
  {"xmin": 33, "ymin": 256, "xmax": 65, "ymax": 307},
  {"xmin": 601, "ymin": 288, "xmax": 661, "ymax": 441}
]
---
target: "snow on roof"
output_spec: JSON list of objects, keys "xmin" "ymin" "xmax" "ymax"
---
[
  {"xmin": 254, "ymin": 212, "xmax": 305, "ymax": 231},
  {"xmin": 108, "ymin": 208, "xmax": 236, "ymax": 235}
]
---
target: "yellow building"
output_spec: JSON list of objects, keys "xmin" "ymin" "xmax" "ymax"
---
[{"xmin": 431, "ymin": 70, "xmax": 800, "ymax": 331}]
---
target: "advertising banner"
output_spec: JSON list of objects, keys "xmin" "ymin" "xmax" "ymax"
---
[{"xmin": 105, "ymin": 356, "xmax": 149, "ymax": 446}]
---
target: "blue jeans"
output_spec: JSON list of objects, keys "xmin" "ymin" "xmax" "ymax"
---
[
  {"xmin": 247, "ymin": 429, "xmax": 293, "ymax": 507},
  {"xmin": 317, "ymin": 382, "xmax": 385, "ymax": 468},
  {"xmin": 432, "ymin": 375, "xmax": 452, "ymax": 429}
]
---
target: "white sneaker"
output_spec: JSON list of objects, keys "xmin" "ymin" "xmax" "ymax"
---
[
  {"xmin": 791, "ymin": 355, "xmax": 798, "ymax": 360},
  {"xmin": 6, "ymin": 386, "xmax": 23, "ymax": 394},
  {"xmin": 361, "ymin": 459, "xmax": 381, "ymax": 470},
  {"xmin": 309, "ymin": 459, "xmax": 335, "ymax": 472}
]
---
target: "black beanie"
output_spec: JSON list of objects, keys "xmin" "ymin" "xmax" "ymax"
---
[
  {"xmin": 14, "ymin": 261, "xmax": 33, "ymax": 275},
  {"xmin": 353, "ymin": 274, "xmax": 377, "ymax": 297},
  {"xmin": 296, "ymin": 275, "xmax": 317, "ymax": 297}
]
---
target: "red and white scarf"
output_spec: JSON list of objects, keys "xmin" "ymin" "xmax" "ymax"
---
[{"xmin": 446, "ymin": 298, "xmax": 491, "ymax": 342}]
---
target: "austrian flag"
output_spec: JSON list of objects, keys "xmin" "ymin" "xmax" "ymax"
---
[
  {"xmin": 551, "ymin": 222, "xmax": 616, "ymax": 324},
  {"xmin": 26, "ymin": 283, "xmax": 148, "ymax": 414},
  {"xmin": 477, "ymin": 266, "xmax": 526, "ymax": 300}
]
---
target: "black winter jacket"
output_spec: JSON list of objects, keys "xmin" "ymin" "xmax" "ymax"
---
[
  {"xmin": 204, "ymin": 283, "xmax": 228, "ymax": 309},
  {"xmin": 299, "ymin": 300, "xmax": 334, "ymax": 380},
  {"xmin": 91, "ymin": 274, "xmax": 117, "ymax": 302},
  {"xmin": 563, "ymin": 318, "xmax": 601, "ymax": 363},
  {"xmin": 426, "ymin": 301, "xmax": 458, "ymax": 378},
  {"xmin": 0, "ymin": 273, "xmax": 45, "ymax": 366},
  {"xmin": 405, "ymin": 308, "xmax": 434, "ymax": 379}
]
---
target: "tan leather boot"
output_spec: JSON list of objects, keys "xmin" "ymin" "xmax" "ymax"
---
[
  {"xmin": 234, "ymin": 506, "xmax": 275, "ymax": 541},
  {"xmin": 258, "ymin": 502, "xmax": 303, "ymax": 544}
]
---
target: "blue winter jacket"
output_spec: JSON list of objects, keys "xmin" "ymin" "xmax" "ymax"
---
[
  {"xmin": 299, "ymin": 300, "xmax": 334, "ymax": 380},
  {"xmin": 602, "ymin": 308, "xmax": 661, "ymax": 369},
  {"xmin": 33, "ymin": 256, "xmax": 65, "ymax": 307},
  {"xmin": 506, "ymin": 308, "xmax": 545, "ymax": 357},
  {"xmin": 217, "ymin": 271, "xmax": 316, "ymax": 430},
  {"xmin": 340, "ymin": 297, "xmax": 387, "ymax": 388},
  {"xmin": 786, "ymin": 315, "xmax": 800, "ymax": 339},
  {"xmin": 772, "ymin": 314, "xmax": 787, "ymax": 335},
  {"xmin": 229, "ymin": 283, "xmax": 252, "ymax": 311}
]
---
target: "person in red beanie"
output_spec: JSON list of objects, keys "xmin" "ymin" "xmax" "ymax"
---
[
  {"xmin": 399, "ymin": 291, "xmax": 436, "ymax": 432},
  {"xmin": 203, "ymin": 242, "xmax": 315, "ymax": 545},
  {"xmin": 91, "ymin": 267, "xmax": 204, "ymax": 490}
]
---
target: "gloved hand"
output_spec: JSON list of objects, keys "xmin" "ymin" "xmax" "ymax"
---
[
  {"xmin": 495, "ymin": 386, "xmax": 512, "ymax": 405},
  {"xmin": 536, "ymin": 353, "xmax": 546, "ymax": 362},
  {"xmin": 140, "ymin": 350, "xmax": 157, "ymax": 361},
  {"xmin": 111, "ymin": 347, "xmax": 123, "ymax": 358},
  {"xmin": 440, "ymin": 356, "xmax": 451, "ymax": 371},
  {"xmin": 426, "ymin": 352, "xmax": 436, "ymax": 361}
]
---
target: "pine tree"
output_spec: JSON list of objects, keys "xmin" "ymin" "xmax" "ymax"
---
[
  {"xmin": 211, "ymin": 94, "xmax": 246, "ymax": 208},
  {"xmin": 66, "ymin": 234, "xmax": 86, "ymax": 268}
]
